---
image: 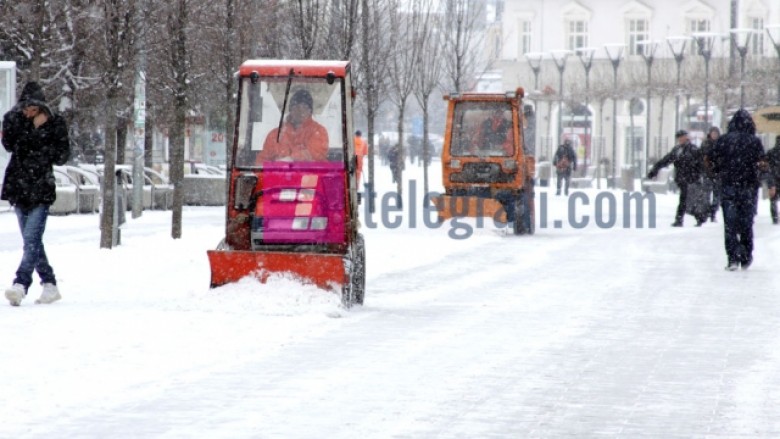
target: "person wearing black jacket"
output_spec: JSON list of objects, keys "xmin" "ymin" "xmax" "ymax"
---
[
  {"xmin": 553, "ymin": 139, "xmax": 577, "ymax": 196},
  {"xmin": 765, "ymin": 135, "xmax": 780, "ymax": 225},
  {"xmin": 710, "ymin": 109, "xmax": 767, "ymax": 271},
  {"xmin": 700, "ymin": 126, "xmax": 721, "ymax": 222},
  {"xmin": 1, "ymin": 81, "xmax": 71, "ymax": 305},
  {"xmin": 647, "ymin": 130, "xmax": 706, "ymax": 227}
]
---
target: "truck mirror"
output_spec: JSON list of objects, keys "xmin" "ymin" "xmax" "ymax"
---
[{"xmin": 233, "ymin": 173, "xmax": 258, "ymax": 210}]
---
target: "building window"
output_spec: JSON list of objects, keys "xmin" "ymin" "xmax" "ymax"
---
[
  {"xmin": 627, "ymin": 19, "xmax": 649, "ymax": 56},
  {"xmin": 750, "ymin": 17, "xmax": 764, "ymax": 55},
  {"xmin": 566, "ymin": 20, "xmax": 588, "ymax": 51},
  {"xmin": 518, "ymin": 20, "xmax": 532, "ymax": 56},
  {"xmin": 687, "ymin": 19, "xmax": 711, "ymax": 55}
]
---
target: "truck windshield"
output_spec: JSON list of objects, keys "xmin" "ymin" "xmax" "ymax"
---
[
  {"xmin": 450, "ymin": 101, "xmax": 514, "ymax": 157},
  {"xmin": 235, "ymin": 78, "xmax": 344, "ymax": 167}
]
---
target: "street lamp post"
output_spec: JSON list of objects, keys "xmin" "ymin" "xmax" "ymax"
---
[
  {"xmin": 604, "ymin": 44, "xmax": 624, "ymax": 189},
  {"xmin": 667, "ymin": 36, "xmax": 688, "ymax": 132},
  {"xmin": 525, "ymin": 52, "xmax": 544, "ymax": 159},
  {"xmin": 693, "ymin": 32, "xmax": 719, "ymax": 130},
  {"xmin": 765, "ymin": 25, "xmax": 780, "ymax": 105},
  {"xmin": 524, "ymin": 52, "xmax": 544, "ymax": 93},
  {"xmin": 550, "ymin": 50, "xmax": 572, "ymax": 147},
  {"xmin": 576, "ymin": 47, "xmax": 597, "ymax": 185},
  {"xmin": 730, "ymin": 28, "xmax": 754, "ymax": 108},
  {"xmin": 637, "ymin": 40, "xmax": 658, "ymax": 177}
]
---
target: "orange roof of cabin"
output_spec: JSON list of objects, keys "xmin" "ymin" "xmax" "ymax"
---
[{"xmin": 238, "ymin": 60, "xmax": 349, "ymax": 78}]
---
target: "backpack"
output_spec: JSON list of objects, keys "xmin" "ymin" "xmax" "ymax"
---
[{"xmin": 556, "ymin": 151, "xmax": 570, "ymax": 170}]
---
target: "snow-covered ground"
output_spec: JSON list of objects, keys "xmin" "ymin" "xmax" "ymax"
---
[{"xmin": 1, "ymin": 159, "xmax": 779, "ymax": 438}]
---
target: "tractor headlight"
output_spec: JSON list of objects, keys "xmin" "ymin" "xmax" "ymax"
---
[
  {"xmin": 450, "ymin": 159, "xmax": 461, "ymax": 169},
  {"xmin": 292, "ymin": 217, "xmax": 309, "ymax": 230},
  {"xmin": 503, "ymin": 160, "xmax": 517, "ymax": 171},
  {"xmin": 298, "ymin": 189, "xmax": 315, "ymax": 202},
  {"xmin": 310, "ymin": 217, "xmax": 328, "ymax": 230},
  {"xmin": 279, "ymin": 189, "xmax": 297, "ymax": 201}
]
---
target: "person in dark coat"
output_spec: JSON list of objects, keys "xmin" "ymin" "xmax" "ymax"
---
[
  {"xmin": 1, "ymin": 81, "xmax": 71, "ymax": 305},
  {"xmin": 647, "ymin": 129, "xmax": 706, "ymax": 226},
  {"xmin": 553, "ymin": 139, "xmax": 577, "ymax": 196},
  {"xmin": 765, "ymin": 135, "xmax": 780, "ymax": 225},
  {"xmin": 700, "ymin": 126, "xmax": 721, "ymax": 222},
  {"xmin": 387, "ymin": 143, "xmax": 403, "ymax": 184},
  {"xmin": 710, "ymin": 109, "xmax": 767, "ymax": 270}
]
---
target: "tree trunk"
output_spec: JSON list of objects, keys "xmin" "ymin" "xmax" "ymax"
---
[{"xmin": 99, "ymin": 92, "xmax": 118, "ymax": 249}]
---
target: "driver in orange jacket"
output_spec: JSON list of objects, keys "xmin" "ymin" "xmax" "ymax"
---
[{"xmin": 257, "ymin": 89, "xmax": 329, "ymax": 163}]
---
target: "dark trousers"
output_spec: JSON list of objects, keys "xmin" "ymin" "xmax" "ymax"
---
[
  {"xmin": 721, "ymin": 186, "xmax": 758, "ymax": 265},
  {"xmin": 556, "ymin": 170, "xmax": 571, "ymax": 195},
  {"xmin": 675, "ymin": 182, "xmax": 689, "ymax": 223},
  {"xmin": 770, "ymin": 190, "xmax": 779, "ymax": 223},
  {"xmin": 13, "ymin": 205, "xmax": 56, "ymax": 289},
  {"xmin": 704, "ymin": 177, "xmax": 721, "ymax": 218}
]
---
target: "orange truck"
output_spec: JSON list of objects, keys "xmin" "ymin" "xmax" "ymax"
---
[{"xmin": 433, "ymin": 89, "xmax": 535, "ymax": 235}]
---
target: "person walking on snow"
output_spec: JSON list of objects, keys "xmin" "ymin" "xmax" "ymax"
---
[
  {"xmin": 710, "ymin": 109, "xmax": 768, "ymax": 271},
  {"xmin": 354, "ymin": 130, "xmax": 368, "ymax": 183},
  {"xmin": 647, "ymin": 130, "xmax": 706, "ymax": 227},
  {"xmin": 2, "ymin": 81, "xmax": 71, "ymax": 306},
  {"xmin": 700, "ymin": 126, "xmax": 721, "ymax": 222},
  {"xmin": 553, "ymin": 139, "xmax": 577, "ymax": 196},
  {"xmin": 764, "ymin": 135, "xmax": 780, "ymax": 225}
]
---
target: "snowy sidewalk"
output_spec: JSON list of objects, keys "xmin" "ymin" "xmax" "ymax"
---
[{"xmin": 0, "ymin": 164, "xmax": 779, "ymax": 438}]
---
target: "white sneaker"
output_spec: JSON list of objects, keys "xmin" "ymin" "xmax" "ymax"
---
[
  {"xmin": 36, "ymin": 283, "xmax": 61, "ymax": 304},
  {"xmin": 5, "ymin": 283, "xmax": 26, "ymax": 306}
]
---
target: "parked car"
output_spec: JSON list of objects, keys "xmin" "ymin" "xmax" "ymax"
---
[
  {"xmin": 59, "ymin": 165, "xmax": 101, "ymax": 213},
  {"xmin": 50, "ymin": 167, "xmax": 78, "ymax": 215},
  {"xmin": 93, "ymin": 165, "xmax": 173, "ymax": 210},
  {"xmin": 184, "ymin": 162, "xmax": 226, "ymax": 206}
]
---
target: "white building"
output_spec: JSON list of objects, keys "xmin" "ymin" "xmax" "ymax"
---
[
  {"xmin": 0, "ymin": 61, "xmax": 16, "ymax": 198},
  {"xmin": 497, "ymin": 0, "xmax": 780, "ymax": 178}
]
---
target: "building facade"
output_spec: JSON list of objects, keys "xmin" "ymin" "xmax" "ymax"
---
[{"xmin": 497, "ymin": 0, "xmax": 780, "ymax": 177}]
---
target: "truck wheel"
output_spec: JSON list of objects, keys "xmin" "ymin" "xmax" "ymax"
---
[
  {"xmin": 353, "ymin": 233, "xmax": 366, "ymax": 305},
  {"xmin": 523, "ymin": 184, "xmax": 536, "ymax": 235},
  {"xmin": 342, "ymin": 234, "xmax": 365, "ymax": 306},
  {"xmin": 512, "ymin": 197, "xmax": 523, "ymax": 235},
  {"xmin": 513, "ymin": 190, "xmax": 535, "ymax": 235}
]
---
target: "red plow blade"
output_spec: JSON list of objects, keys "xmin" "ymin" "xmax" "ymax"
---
[{"xmin": 207, "ymin": 250, "xmax": 346, "ymax": 291}]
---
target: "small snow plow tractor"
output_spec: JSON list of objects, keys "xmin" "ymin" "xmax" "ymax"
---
[
  {"xmin": 432, "ymin": 89, "xmax": 535, "ymax": 235},
  {"xmin": 207, "ymin": 60, "xmax": 365, "ymax": 306}
]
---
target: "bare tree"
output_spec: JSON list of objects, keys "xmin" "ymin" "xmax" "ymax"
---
[
  {"xmin": 92, "ymin": 0, "xmax": 138, "ymax": 248},
  {"xmin": 386, "ymin": 0, "xmax": 424, "ymax": 207},
  {"xmin": 356, "ymin": 0, "xmax": 392, "ymax": 213},
  {"xmin": 325, "ymin": 0, "xmax": 360, "ymax": 60},
  {"xmin": 441, "ymin": 0, "xmax": 485, "ymax": 93},
  {"xmin": 279, "ymin": 0, "xmax": 328, "ymax": 59},
  {"xmin": 412, "ymin": 0, "xmax": 443, "ymax": 197}
]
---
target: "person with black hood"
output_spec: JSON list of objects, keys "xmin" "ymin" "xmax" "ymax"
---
[
  {"xmin": 764, "ymin": 135, "xmax": 780, "ymax": 225},
  {"xmin": 700, "ymin": 126, "xmax": 722, "ymax": 222},
  {"xmin": 647, "ymin": 130, "xmax": 707, "ymax": 227},
  {"xmin": 1, "ymin": 81, "xmax": 70, "ymax": 306},
  {"xmin": 710, "ymin": 109, "xmax": 767, "ymax": 271},
  {"xmin": 553, "ymin": 139, "xmax": 577, "ymax": 196}
]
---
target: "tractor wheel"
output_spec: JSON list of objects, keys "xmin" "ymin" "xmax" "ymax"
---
[
  {"xmin": 352, "ymin": 233, "xmax": 366, "ymax": 305},
  {"xmin": 513, "ymin": 190, "xmax": 535, "ymax": 236},
  {"xmin": 342, "ymin": 233, "xmax": 366, "ymax": 307},
  {"xmin": 512, "ymin": 197, "xmax": 523, "ymax": 235}
]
